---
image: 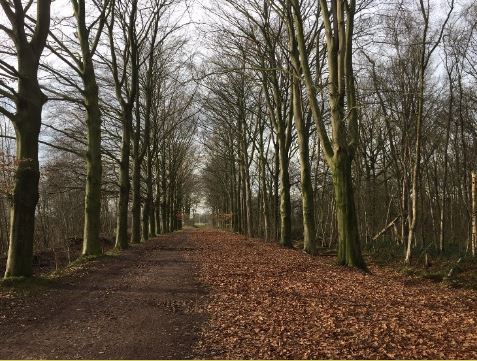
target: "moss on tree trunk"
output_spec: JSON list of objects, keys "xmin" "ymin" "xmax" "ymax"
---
[
  {"xmin": 332, "ymin": 152, "xmax": 366, "ymax": 269},
  {"xmin": 5, "ymin": 120, "xmax": 41, "ymax": 278}
]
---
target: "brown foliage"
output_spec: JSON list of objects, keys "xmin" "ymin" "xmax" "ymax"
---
[{"xmin": 187, "ymin": 230, "xmax": 477, "ymax": 359}]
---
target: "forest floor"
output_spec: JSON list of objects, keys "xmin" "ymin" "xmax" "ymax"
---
[{"xmin": 1, "ymin": 228, "xmax": 477, "ymax": 359}]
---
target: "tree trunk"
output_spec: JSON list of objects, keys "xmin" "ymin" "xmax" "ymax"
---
[
  {"xmin": 155, "ymin": 163, "xmax": 162, "ymax": 234},
  {"xmin": 278, "ymin": 129, "xmax": 292, "ymax": 247},
  {"xmin": 130, "ymin": 111, "xmax": 141, "ymax": 244},
  {"xmin": 333, "ymin": 151, "xmax": 365, "ymax": 268},
  {"xmin": 273, "ymin": 140, "xmax": 280, "ymax": 241},
  {"xmin": 142, "ymin": 148, "xmax": 153, "ymax": 241},
  {"xmin": 82, "ymin": 76, "xmax": 102, "ymax": 256},
  {"xmin": 291, "ymin": 0, "xmax": 366, "ymax": 269},
  {"xmin": 472, "ymin": 171, "xmax": 476, "ymax": 257},
  {"xmin": 4, "ymin": 0, "xmax": 51, "ymax": 278},
  {"xmin": 287, "ymin": 0, "xmax": 316, "ymax": 254},
  {"xmin": 149, "ymin": 204, "xmax": 156, "ymax": 236},
  {"xmin": 258, "ymin": 120, "xmax": 270, "ymax": 241},
  {"xmin": 6, "ymin": 118, "xmax": 42, "ymax": 277},
  {"xmin": 115, "ymin": 112, "xmax": 132, "ymax": 250},
  {"xmin": 76, "ymin": 0, "xmax": 103, "ymax": 257},
  {"xmin": 290, "ymin": 54, "xmax": 317, "ymax": 254},
  {"xmin": 405, "ymin": 69, "xmax": 425, "ymax": 264}
]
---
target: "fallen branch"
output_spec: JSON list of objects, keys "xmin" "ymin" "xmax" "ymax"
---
[{"xmin": 372, "ymin": 216, "xmax": 401, "ymax": 241}]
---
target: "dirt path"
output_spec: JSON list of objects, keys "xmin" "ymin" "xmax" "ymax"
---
[
  {"xmin": 1, "ymin": 228, "xmax": 477, "ymax": 359},
  {"xmin": 0, "ymin": 230, "xmax": 206, "ymax": 360}
]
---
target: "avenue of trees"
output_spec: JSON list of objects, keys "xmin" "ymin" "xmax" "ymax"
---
[
  {"xmin": 0, "ymin": 0, "xmax": 198, "ymax": 277},
  {"xmin": 201, "ymin": 0, "xmax": 477, "ymax": 270},
  {"xmin": 0, "ymin": 0, "xmax": 477, "ymax": 278}
]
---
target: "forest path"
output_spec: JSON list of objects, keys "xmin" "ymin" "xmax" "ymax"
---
[
  {"xmin": 1, "ymin": 228, "xmax": 477, "ymax": 359},
  {"xmin": 0, "ymin": 229, "xmax": 206, "ymax": 359}
]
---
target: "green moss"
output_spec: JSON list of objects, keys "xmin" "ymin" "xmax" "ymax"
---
[
  {"xmin": 1, "ymin": 276, "xmax": 53, "ymax": 296},
  {"xmin": 49, "ymin": 253, "xmax": 116, "ymax": 278}
]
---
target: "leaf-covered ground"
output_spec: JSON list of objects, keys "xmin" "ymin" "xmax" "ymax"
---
[
  {"xmin": 186, "ymin": 229, "xmax": 477, "ymax": 359},
  {"xmin": 1, "ymin": 228, "xmax": 476, "ymax": 359}
]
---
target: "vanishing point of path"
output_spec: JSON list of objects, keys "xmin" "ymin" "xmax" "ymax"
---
[{"xmin": 1, "ymin": 228, "xmax": 477, "ymax": 359}]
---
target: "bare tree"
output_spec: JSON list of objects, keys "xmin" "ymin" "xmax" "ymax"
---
[{"xmin": 0, "ymin": 0, "xmax": 51, "ymax": 277}]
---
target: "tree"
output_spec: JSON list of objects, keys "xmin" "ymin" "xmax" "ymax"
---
[
  {"xmin": 286, "ymin": 1, "xmax": 317, "ymax": 254},
  {"xmin": 0, "ymin": 0, "xmax": 51, "ymax": 277},
  {"xmin": 405, "ymin": 0, "xmax": 454, "ymax": 264},
  {"xmin": 71, "ymin": 0, "xmax": 109, "ymax": 256},
  {"xmin": 289, "ymin": 0, "xmax": 366, "ymax": 269},
  {"xmin": 106, "ymin": 0, "xmax": 140, "ymax": 249}
]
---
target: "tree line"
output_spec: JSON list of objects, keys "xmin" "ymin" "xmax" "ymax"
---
[
  {"xmin": 201, "ymin": 0, "xmax": 477, "ymax": 270},
  {"xmin": 0, "ymin": 0, "xmax": 198, "ymax": 278}
]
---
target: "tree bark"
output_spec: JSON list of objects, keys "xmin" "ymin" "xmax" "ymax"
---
[
  {"xmin": 287, "ymin": 21, "xmax": 317, "ymax": 254},
  {"xmin": 3, "ymin": 0, "xmax": 51, "ymax": 278},
  {"xmin": 333, "ymin": 151, "xmax": 365, "ymax": 268},
  {"xmin": 278, "ymin": 127, "xmax": 292, "ymax": 247},
  {"xmin": 472, "ymin": 171, "xmax": 476, "ymax": 257},
  {"xmin": 142, "ymin": 149, "xmax": 154, "ymax": 241},
  {"xmin": 82, "ymin": 73, "xmax": 102, "ymax": 256},
  {"xmin": 292, "ymin": 79, "xmax": 317, "ymax": 254},
  {"xmin": 258, "ymin": 115, "xmax": 270, "ymax": 241},
  {"xmin": 115, "ymin": 112, "xmax": 132, "ymax": 249},
  {"xmin": 290, "ymin": 0, "xmax": 366, "ymax": 269},
  {"xmin": 6, "ymin": 116, "xmax": 42, "ymax": 277},
  {"xmin": 130, "ymin": 100, "xmax": 142, "ymax": 244}
]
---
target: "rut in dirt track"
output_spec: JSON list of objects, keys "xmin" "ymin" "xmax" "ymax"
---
[{"xmin": 0, "ymin": 231, "xmax": 206, "ymax": 360}]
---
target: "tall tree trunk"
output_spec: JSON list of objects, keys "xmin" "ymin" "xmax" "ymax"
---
[
  {"xmin": 278, "ymin": 128, "xmax": 292, "ymax": 247},
  {"xmin": 155, "ymin": 162, "xmax": 162, "ymax": 234},
  {"xmin": 292, "ymin": 79, "xmax": 317, "ymax": 254},
  {"xmin": 169, "ymin": 178, "xmax": 175, "ymax": 231},
  {"xmin": 245, "ymin": 163, "xmax": 253, "ymax": 237},
  {"xmin": 291, "ymin": 0, "xmax": 366, "ymax": 269},
  {"xmin": 149, "ymin": 205, "xmax": 156, "ymax": 236},
  {"xmin": 6, "ymin": 115, "xmax": 42, "ymax": 277},
  {"xmin": 258, "ymin": 118, "xmax": 270, "ymax": 241},
  {"xmin": 440, "ymin": 70, "xmax": 453, "ymax": 252},
  {"xmin": 4, "ymin": 0, "xmax": 51, "ymax": 277},
  {"xmin": 404, "ymin": 0, "xmax": 453, "ymax": 263},
  {"xmin": 160, "ymin": 148, "xmax": 168, "ymax": 233},
  {"xmin": 236, "ymin": 156, "xmax": 243, "ymax": 233},
  {"xmin": 74, "ymin": 0, "xmax": 103, "ymax": 257},
  {"xmin": 239, "ymin": 117, "xmax": 252, "ymax": 237},
  {"xmin": 115, "ymin": 112, "xmax": 132, "ymax": 250},
  {"xmin": 287, "ymin": 23, "xmax": 317, "ymax": 254},
  {"xmin": 333, "ymin": 152, "xmax": 365, "ymax": 268},
  {"xmin": 273, "ymin": 140, "xmax": 280, "ymax": 241},
  {"xmin": 109, "ymin": 0, "xmax": 139, "ymax": 251},
  {"xmin": 472, "ymin": 171, "xmax": 476, "ymax": 257},
  {"xmin": 142, "ymin": 149, "xmax": 153, "ymax": 241},
  {"xmin": 130, "ymin": 105, "xmax": 141, "ymax": 244},
  {"xmin": 82, "ymin": 77, "xmax": 102, "ymax": 256},
  {"xmin": 405, "ymin": 68, "xmax": 425, "ymax": 264}
]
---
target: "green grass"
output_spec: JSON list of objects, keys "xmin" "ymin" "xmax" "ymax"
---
[{"xmin": 0, "ymin": 276, "xmax": 54, "ymax": 297}]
